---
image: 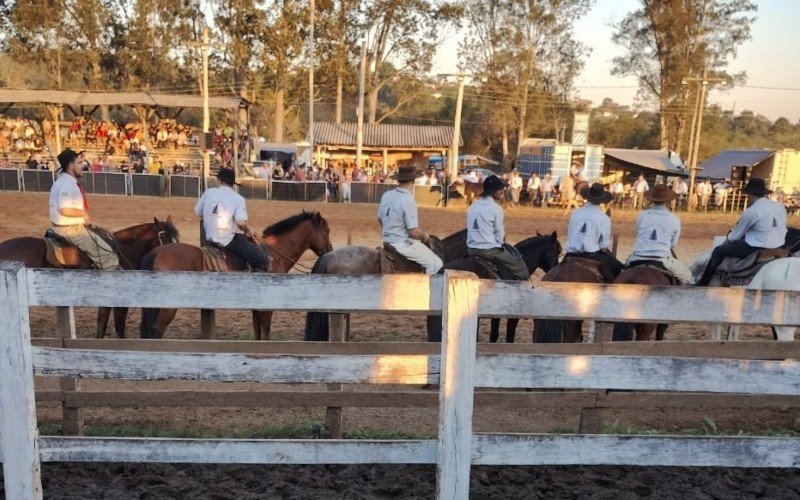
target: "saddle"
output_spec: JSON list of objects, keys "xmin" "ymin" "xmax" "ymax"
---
[
  {"xmin": 43, "ymin": 229, "xmax": 95, "ymax": 268},
  {"xmin": 561, "ymin": 255, "xmax": 608, "ymax": 282},
  {"xmin": 202, "ymin": 245, "xmax": 231, "ymax": 272},
  {"xmin": 715, "ymin": 248, "xmax": 790, "ymax": 286},
  {"xmin": 378, "ymin": 237, "xmax": 447, "ymax": 274},
  {"xmin": 464, "ymin": 255, "xmax": 516, "ymax": 280},
  {"xmin": 625, "ymin": 259, "xmax": 680, "ymax": 286}
]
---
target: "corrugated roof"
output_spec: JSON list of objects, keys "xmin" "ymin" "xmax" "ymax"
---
[
  {"xmin": 314, "ymin": 122, "xmax": 458, "ymax": 149},
  {"xmin": 698, "ymin": 149, "xmax": 775, "ymax": 179},
  {"xmin": 605, "ymin": 148, "xmax": 687, "ymax": 175},
  {"xmin": 0, "ymin": 89, "xmax": 245, "ymax": 109}
]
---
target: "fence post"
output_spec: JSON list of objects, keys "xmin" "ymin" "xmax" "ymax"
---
[
  {"xmin": 437, "ymin": 271, "xmax": 479, "ymax": 500},
  {"xmin": 56, "ymin": 307, "xmax": 83, "ymax": 435},
  {"xmin": 200, "ymin": 309, "xmax": 216, "ymax": 339},
  {"xmin": 0, "ymin": 262, "xmax": 43, "ymax": 499}
]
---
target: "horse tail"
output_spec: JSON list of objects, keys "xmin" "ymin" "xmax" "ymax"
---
[
  {"xmin": 303, "ymin": 252, "xmax": 335, "ymax": 341},
  {"xmin": 139, "ymin": 251, "xmax": 160, "ymax": 339},
  {"xmin": 612, "ymin": 322, "xmax": 636, "ymax": 341},
  {"xmin": 534, "ymin": 319, "xmax": 563, "ymax": 343}
]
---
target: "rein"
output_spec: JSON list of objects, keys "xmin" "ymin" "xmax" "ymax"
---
[{"xmin": 266, "ymin": 245, "xmax": 314, "ymax": 274}]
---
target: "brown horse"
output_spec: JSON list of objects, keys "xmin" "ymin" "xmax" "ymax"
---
[
  {"xmin": 611, "ymin": 265, "xmax": 673, "ymax": 341},
  {"xmin": 0, "ymin": 217, "xmax": 180, "ymax": 338},
  {"xmin": 139, "ymin": 211, "xmax": 333, "ymax": 339},
  {"xmin": 533, "ymin": 259, "xmax": 607, "ymax": 343}
]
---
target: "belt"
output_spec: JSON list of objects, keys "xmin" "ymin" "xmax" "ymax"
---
[{"xmin": 51, "ymin": 223, "xmax": 82, "ymax": 228}]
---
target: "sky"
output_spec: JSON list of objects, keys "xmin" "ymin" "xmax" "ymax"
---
[{"xmin": 432, "ymin": 0, "xmax": 800, "ymax": 122}]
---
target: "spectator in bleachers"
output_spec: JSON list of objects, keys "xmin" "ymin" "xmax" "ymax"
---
[{"xmin": 1, "ymin": 154, "xmax": 11, "ymax": 168}]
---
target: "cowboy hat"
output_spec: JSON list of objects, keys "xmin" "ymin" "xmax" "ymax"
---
[
  {"xmin": 741, "ymin": 178, "xmax": 772, "ymax": 196},
  {"xmin": 580, "ymin": 182, "xmax": 613, "ymax": 204},
  {"xmin": 644, "ymin": 184, "xmax": 677, "ymax": 203},
  {"xmin": 390, "ymin": 165, "xmax": 420, "ymax": 182},
  {"xmin": 56, "ymin": 148, "xmax": 81, "ymax": 171},
  {"xmin": 482, "ymin": 175, "xmax": 508, "ymax": 196},
  {"xmin": 216, "ymin": 168, "xmax": 240, "ymax": 186}
]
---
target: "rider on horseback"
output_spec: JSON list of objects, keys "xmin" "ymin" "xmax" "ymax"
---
[
  {"xmin": 466, "ymin": 175, "xmax": 529, "ymax": 280},
  {"xmin": 195, "ymin": 168, "xmax": 269, "ymax": 272},
  {"xmin": 377, "ymin": 165, "xmax": 443, "ymax": 274},
  {"xmin": 626, "ymin": 184, "xmax": 693, "ymax": 284},
  {"xmin": 564, "ymin": 182, "xmax": 624, "ymax": 281},
  {"xmin": 49, "ymin": 148, "xmax": 120, "ymax": 270},
  {"xmin": 697, "ymin": 178, "xmax": 787, "ymax": 286}
]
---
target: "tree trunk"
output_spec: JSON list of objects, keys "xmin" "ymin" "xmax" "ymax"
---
[
  {"xmin": 502, "ymin": 121, "xmax": 509, "ymax": 160},
  {"xmin": 659, "ymin": 95, "xmax": 670, "ymax": 150},
  {"xmin": 675, "ymin": 114, "xmax": 686, "ymax": 158},
  {"xmin": 274, "ymin": 86, "xmax": 284, "ymax": 143},
  {"xmin": 335, "ymin": 74, "xmax": 343, "ymax": 124},
  {"xmin": 367, "ymin": 86, "xmax": 378, "ymax": 124},
  {"xmin": 517, "ymin": 85, "xmax": 529, "ymax": 156}
]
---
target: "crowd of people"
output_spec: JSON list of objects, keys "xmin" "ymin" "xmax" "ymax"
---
[{"xmin": 0, "ymin": 116, "xmax": 45, "ymax": 154}]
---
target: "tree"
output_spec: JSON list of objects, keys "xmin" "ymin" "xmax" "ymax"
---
[{"xmin": 611, "ymin": 0, "xmax": 757, "ymax": 154}]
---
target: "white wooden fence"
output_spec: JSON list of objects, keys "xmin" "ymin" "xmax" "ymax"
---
[{"xmin": 2, "ymin": 261, "xmax": 800, "ymax": 499}]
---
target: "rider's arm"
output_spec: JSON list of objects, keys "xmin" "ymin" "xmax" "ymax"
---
[
  {"xmin": 408, "ymin": 227, "xmax": 430, "ymax": 244},
  {"xmin": 727, "ymin": 210, "xmax": 754, "ymax": 242},
  {"xmin": 59, "ymin": 207, "xmax": 86, "ymax": 218}
]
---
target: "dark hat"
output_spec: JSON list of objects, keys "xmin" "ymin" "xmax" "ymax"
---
[
  {"xmin": 482, "ymin": 175, "xmax": 508, "ymax": 196},
  {"xmin": 56, "ymin": 148, "xmax": 81, "ymax": 171},
  {"xmin": 644, "ymin": 184, "xmax": 677, "ymax": 203},
  {"xmin": 580, "ymin": 182, "xmax": 613, "ymax": 204},
  {"xmin": 216, "ymin": 168, "xmax": 240, "ymax": 186},
  {"xmin": 391, "ymin": 165, "xmax": 420, "ymax": 182},
  {"xmin": 742, "ymin": 178, "xmax": 772, "ymax": 196}
]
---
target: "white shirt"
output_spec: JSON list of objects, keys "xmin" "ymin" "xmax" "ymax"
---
[
  {"xmin": 673, "ymin": 180, "xmax": 688, "ymax": 195},
  {"xmin": 467, "ymin": 196, "xmax": 505, "ymax": 249},
  {"xmin": 629, "ymin": 205, "xmax": 681, "ymax": 260},
  {"xmin": 528, "ymin": 176, "xmax": 541, "ymax": 191},
  {"xmin": 566, "ymin": 204, "xmax": 612, "ymax": 253},
  {"xmin": 727, "ymin": 197, "xmax": 787, "ymax": 249},
  {"xmin": 634, "ymin": 179, "xmax": 649, "ymax": 193},
  {"xmin": 510, "ymin": 175, "xmax": 523, "ymax": 190},
  {"xmin": 378, "ymin": 187, "xmax": 419, "ymax": 244},
  {"xmin": 49, "ymin": 173, "xmax": 85, "ymax": 226},
  {"xmin": 194, "ymin": 185, "xmax": 247, "ymax": 246}
]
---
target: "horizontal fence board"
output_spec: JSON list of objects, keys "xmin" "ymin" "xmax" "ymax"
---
[
  {"xmin": 38, "ymin": 437, "xmax": 437, "ymax": 464},
  {"xmin": 33, "ymin": 348, "xmax": 441, "ymax": 385},
  {"xmin": 31, "ymin": 339, "xmax": 800, "ymax": 360},
  {"xmin": 478, "ymin": 280, "xmax": 800, "ymax": 326},
  {"xmin": 22, "ymin": 435, "xmax": 800, "ymax": 468},
  {"xmin": 475, "ymin": 354, "xmax": 800, "ymax": 395},
  {"xmin": 27, "ymin": 270, "xmax": 442, "ymax": 313},
  {"xmin": 598, "ymin": 392, "xmax": 800, "ymax": 409},
  {"xmin": 472, "ymin": 434, "xmax": 800, "ymax": 468}
]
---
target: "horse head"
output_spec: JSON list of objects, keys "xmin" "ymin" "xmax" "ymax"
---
[
  {"xmin": 516, "ymin": 231, "xmax": 562, "ymax": 274},
  {"xmin": 154, "ymin": 215, "xmax": 180, "ymax": 245},
  {"xmin": 309, "ymin": 212, "xmax": 333, "ymax": 255}
]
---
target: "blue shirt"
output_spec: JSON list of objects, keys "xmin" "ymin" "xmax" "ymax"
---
[
  {"xmin": 630, "ymin": 205, "xmax": 680, "ymax": 260},
  {"xmin": 566, "ymin": 204, "xmax": 612, "ymax": 253},
  {"xmin": 378, "ymin": 187, "xmax": 419, "ymax": 244},
  {"xmin": 467, "ymin": 196, "xmax": 505, "ymax": 249},
  {"xmin": 728, "ymin": 197, "xmax": 787, "ymax": 248}
]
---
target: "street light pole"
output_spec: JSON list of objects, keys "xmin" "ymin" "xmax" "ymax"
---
[
  {"xmin": 308, "ymin": 0, "xmax": 315, "ymax": 166},
  {"xmin": 449, "ymin": 75, "xmax": 465, "ymax": 181},
  {"xmin": 356, "ymin": 41, "xmax": 366, "ymax": 169}
]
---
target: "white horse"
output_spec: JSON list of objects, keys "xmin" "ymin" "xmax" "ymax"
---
[{"xmin": 690, "ymin": 251, "xmax": 800, "ymax": 341}]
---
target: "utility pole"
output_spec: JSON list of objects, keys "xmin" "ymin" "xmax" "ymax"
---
[
  {"xmin": 450, "ymin": 75, "xmax": 465, "ymax": 181},
  {"xmin": 356, "ymin": 41, "xmax": 366, "ymax": 169},
  {"xmin": 683, "ymin": 69, "xmax": 725, "ymax": 206},
  {"xmin": 186, "ymin": 26, "xmax": 212, "ymax": 191},
  {"xmin": 308, "ymin": 0, "xmax": 315, "ymax": 166}
]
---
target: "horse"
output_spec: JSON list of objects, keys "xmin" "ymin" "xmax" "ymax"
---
[
  {"xmin": 426, "ymin": 232, "xmax": 562, "ymax": 343},
  {"xmin": 139, "ymin": 211, "xmax": 333, "ymax": 339},
  {"xmin": 303, "ymin": 229, "xmax": 469, "ymax": 341},
  {"xmin": 0, "ymin": 217, "xmax": 180, "ymax": 338},
  {"xmin": 450, "ymin": 180, "xmax": 484, "ymax": 205},
  {"xmin": 611, "ymin": 265, "xmax": 673, "ymax": 341}
]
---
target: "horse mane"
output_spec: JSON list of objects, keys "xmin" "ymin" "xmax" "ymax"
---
[
  {"xmin": 441, "ymin": 228, "xmax": 467, "ymax": 244},
  {"xmin": 114, "ymin": 219, "xmax": 180, "ymax": 243},
  {"xmin": 262, "ymin": 211, "xmax": 320, "ymax": 236}
]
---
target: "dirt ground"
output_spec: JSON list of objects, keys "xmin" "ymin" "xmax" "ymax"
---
[{"xmin": 2, "ymin": 192, "xmax": 799, "ymax": 498}]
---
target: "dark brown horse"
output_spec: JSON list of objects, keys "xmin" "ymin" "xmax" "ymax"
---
[
  {"xmin": 611, "ymin": 265, "xmax": 673, "ymax": 341},
  {"xmin": 140, "ymin": 211, "xmax": 333, "ymax": 339},
  {"xmin": 0, "ymin": 217, "xmax": 180, "ymax": 338}
]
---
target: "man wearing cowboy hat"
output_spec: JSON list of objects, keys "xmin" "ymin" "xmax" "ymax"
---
[
  {"xmin": 377, "ymin": 165, "xmax": 442, "ymax": 274},
  {"xmin": 565, "ymin": 183, "xmax": 624, "ymax": 280},
  {"xmin": 697, "ymin": 177, "xmax": 787, "ymax": 286},
  {"xmin": 627, "ymin": 184, "xmax": 693, "ymax": 284},
  {"xmin": 49, "ymin": 148, "xmax": 120, "ymax": 270},
  {"xmin": 195, "ymin": 168, "xmax": 269, "ymax": 272},
  {"xmin": 466, "ymin": 175, "xmax": 529, "ymax": 280}
]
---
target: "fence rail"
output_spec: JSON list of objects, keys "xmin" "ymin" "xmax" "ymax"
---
[{"xmin": 3, "ymin": 263, "xmax": 800, "ymax": 499}]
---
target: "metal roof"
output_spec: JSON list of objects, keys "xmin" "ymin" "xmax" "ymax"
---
[
  {"xmin": 314, "ymin": 122, "xmax": 458, "ymax": 149},
  {"xmin": 698, "ymin": 149, "xmax": 776, "ymax": 179},
  {"xmin": 605, "ymin": 148, "xmax": 687, "ymax": 175},
  {"xmin": 0, "ymin": 89, "xmax": 246, "ymax": 109}
]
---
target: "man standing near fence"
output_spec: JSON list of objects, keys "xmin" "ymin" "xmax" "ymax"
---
[
  {"xmin": 195, "ymin": 168, "xmax": 270, "ymax": 272},
  {"xmin": 633, "ymin": 174, "xmax": 649, "ymax": 210},
  {"xmin": 377, "ymin": 165, "xmax": 442, "ymax": 274},
  {"xmin": 49, "ymin": 148, "xmax": 120, "ymax": 270},
  {"xmin": 466, "ymin": 175, "xmax": 529, "ymax": 280}
]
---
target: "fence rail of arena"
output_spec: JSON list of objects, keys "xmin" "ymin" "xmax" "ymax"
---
[
  {"xmin": 0, "ymin": 168, "xmax": 21, "ymax": 191},
  {"xmin": 2, "ymin": 263, "xmax": 800, "ymax": 499}
]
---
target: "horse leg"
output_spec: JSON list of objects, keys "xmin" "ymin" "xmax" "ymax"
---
[
  {"xmin": 96, "ymin": 307, "xmax": 111, "ymax": 338},
  {"xmin": 252, "ymin": 311, "xmax": 261, "ymax": 340},
  {"xmin": 140, "ymin": 308, "xmax": 177, "ymax": 339},
  {"xmin": 506, "ymin": 318, "xmax": 519, "ymax": 344},
  {"xmin": 773, "ymin": 326, "xmax": 796, "ymax": 341},
  {"xmin": 612, "ymin": 322, "xmax": 635, "ymax": 342},
  {"xmin": 426, "ymin": 315, "xmax": 442, "ymax": 342},
  {"xmin": 563, "ymin": 320, "xmax": 583, "ymax": 343},
  {"xmin": 711, "ymin": 323, "xmax": 724, "ymax": 340},
  {"xmin": 329, "ymin": 313, "xmax": 348, "ymax": 342},
  {"xmin": 635, "ymin": 323, "xmax": 657, "ymax": 342},
  {"xmin": 726, "ymin": 325, "xmax": 739, "ymax": 341},
  {"xmin": 489, "ymin": 318, "xmax": 500, "ymax": 343},
  {"xmin": 655, "ymin": 323, "xmax": 669, "ymax": 341},
  {"xmin": 113, "ymin": 307, "xmax": 129, "ymax": 339},
  {"xmin": 259, "ymin": 311, "xmax": 273, "ymax": 340}
]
